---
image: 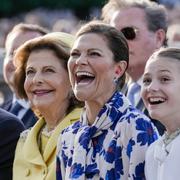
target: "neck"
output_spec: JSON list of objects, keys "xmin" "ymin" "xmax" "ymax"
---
[
  {"xmin": 163, "ymin": 117, "xmax": 180, "ymax": 135},
  {"xmin": 85, "ymin": 91, "xmax": 115, "ymax": 125},
  {"xmin": 41, "ymin": 100, "xmax": 69, "ymax": 130},
  {"xmin": 85, "ymin": 103, "xmax": 101, "ymax": 125},
  {"xmin": 127, "ymin": 67, "xmax": 143, "ymax": 82}
]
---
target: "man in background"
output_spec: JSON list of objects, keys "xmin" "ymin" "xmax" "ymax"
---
[
  {"xmin": 102, "ymin": 0, "xmax": 168, "ymax": 135},
  {"xmin": 1, "ymin": 23, "xmax": 49, "ymax": 128}
]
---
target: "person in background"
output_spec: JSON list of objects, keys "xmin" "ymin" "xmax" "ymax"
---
[
  {"xmin": 141, "ymin": 47, "xmax": 180, "ymax": 180},
  {"xmin": 166, "ymin": 23, "xmax": 180, "ymax": 47},
  {"xmin": 0, "ymin": 108, "xmax": 24, "ymax": 180},
  {"xmin": 12, "ymin": 32, "xmax": 82, "ymax": 180},
  {"xmin": 1, "ymin": 23, "xmax": 49, "ymax": 128},
  {"xmin": 56, "ymin": 20, "xmax": 159, "ymax": 180},
  {"xmin": 101, "ymin": 0, "xmax": 168, "ymax": 135},
  {"xmin": 158, "ymin": 0, "xmax": 180, "ymax": 8},
  {"xmin": 0, "ymin": 48, "xmax": 12, "ymax": 105}
]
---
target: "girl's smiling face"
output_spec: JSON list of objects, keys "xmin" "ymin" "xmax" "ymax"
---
[{"xmin": 141, "ymin": 56, "xmax": 180, "ymax": 127}]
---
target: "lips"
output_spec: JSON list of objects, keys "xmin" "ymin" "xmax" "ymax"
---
[{"xmin": 33, "ymin": 89, "xmax": 54, "ymax": 96}]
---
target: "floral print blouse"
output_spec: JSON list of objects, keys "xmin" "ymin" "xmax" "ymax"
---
[{"xmin": 56, "ymin": 91, "xmax": 159, "ymax": 180}]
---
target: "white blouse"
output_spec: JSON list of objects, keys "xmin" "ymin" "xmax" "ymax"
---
[{"xmin": 145, "ymin": 133, "xmax": 180, "ymax": 180}]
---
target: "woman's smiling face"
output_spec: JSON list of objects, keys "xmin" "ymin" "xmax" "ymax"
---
[
  {"xmin": 24, "ymin": 49, "xmax": 70, "ymax": 112},
  {"xmin": 68, "ymin": 33, "xmax": 120, "ymax": 103}
]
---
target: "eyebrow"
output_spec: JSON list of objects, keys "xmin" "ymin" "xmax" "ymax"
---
[
  {"xmin": 159, "ymin": 69, "xmax": 171, "ymax": 73},
  {"xmin": 143, "ymin": 69, "xmax": 171, "ymax": 76},
  {"xmin": 88, "ymin": 48, "xmax": 103, "ymax": 52},
  {"xmin": 26, "ymin": 65, "xmax": 55, "ymax": 69},
  {"xmin": 74, "ymin": 47, "xmax": 102, "ymax": 51}
]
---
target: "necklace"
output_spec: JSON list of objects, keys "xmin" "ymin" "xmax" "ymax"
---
[{"xmin": 163, "ymin": 128, "xmax": 180, "ymax": 147}]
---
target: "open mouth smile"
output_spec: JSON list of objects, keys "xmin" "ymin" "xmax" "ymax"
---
[{"xmin": 75, "ymin": 71, "xmax": 95, "ymax": 84}]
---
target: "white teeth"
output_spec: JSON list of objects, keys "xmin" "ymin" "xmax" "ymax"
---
[
  {"xmin": 149, "ymin": 97, "xmax": 165, "ymax": 103},
  {"xmin": 76, "ymin": 71, "xmax": 94, "ymax": 77}
]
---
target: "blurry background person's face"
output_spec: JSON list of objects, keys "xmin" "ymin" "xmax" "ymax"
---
[
  {"xmin": 3, "ymin": 31, "xmax": 42, "ymax": 93},
  {"xmin": 110, "ymin": 7, "xmax": 160, "ymax": 81}
]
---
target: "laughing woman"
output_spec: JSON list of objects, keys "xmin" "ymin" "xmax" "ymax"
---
[
  {"xmin": 12, "ymin": 32, "xmax": 82, "ymax": 180},
  {"xmin": 56, "ymin": 21, "xmax": 159, "ymax": 180}
]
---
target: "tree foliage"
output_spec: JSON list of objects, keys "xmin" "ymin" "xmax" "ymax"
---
[{"xmin": 0, "ymin": 0, "xmax": 106, "ymax": 18}]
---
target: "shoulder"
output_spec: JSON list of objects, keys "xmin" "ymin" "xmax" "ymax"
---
[
  {"xmin": 19, "ymin": 129, "xmax": 31, "ymax": 141},
  {"xmin": 0, "ymin": 108, "xmax": 25, "ymax": 132},
  {"xmin": 61, "ymin": 121, "xmax": 81, "ymax": 141},
  {"xmin": 147, "ymin": 137, "xmax": 162, "ymax": 155},
  {"xmin": 115, "ymin": 107, "xmax": 159, "ymax": 144},
  {"xmin": 116, "ymin": 106, "xmax": 152, "ymax": 128},
  {"xmin": 0, "ymin": 108, "xmax": 18, "ymax": 120},
  {"xmin": 62, "ymin": 120, "xmax": 81, "ymax": 134},
  {"xmin": 0, "ymin": 109, "xmax": 25, "ymax": 148}
]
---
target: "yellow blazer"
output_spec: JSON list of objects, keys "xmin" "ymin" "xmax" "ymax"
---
[{"xmin": 13, "ymin": 108, "xmax": 81, "ymax": 180}]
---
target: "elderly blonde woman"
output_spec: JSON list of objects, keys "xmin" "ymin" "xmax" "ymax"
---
[{"xmin": 12, "ymin": 32, "xmax": 82, "ymax": 180}]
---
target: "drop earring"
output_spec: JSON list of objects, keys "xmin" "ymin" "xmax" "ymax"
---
[{"xmin": 113, "ymin": 77, "xmax": 118, "ymax": 84}]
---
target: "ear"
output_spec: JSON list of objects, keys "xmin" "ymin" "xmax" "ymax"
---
[
  {"xmin": 155, "ymin": 29, "xmax": 166, "ymax": 48},
  {"xmin": 114, "ymin": 61, "xmax": 127, "ymax": 79}
]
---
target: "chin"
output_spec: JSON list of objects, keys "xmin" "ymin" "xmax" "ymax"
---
[
  {"xmin": 33, "ymin": 101, "xmax": 48, "ymax": 109},
  {"xmin": 149, "ymin": 111, "xmax": 161, "ymax": 120},
  {"xmin": 74, "ymin": 91, "xmax": 89, "ymax": 102}
]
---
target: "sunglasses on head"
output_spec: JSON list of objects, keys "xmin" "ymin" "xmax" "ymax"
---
[{"xmin": 121, "ymin": 27, "xmax": 138, "ymax": 40}]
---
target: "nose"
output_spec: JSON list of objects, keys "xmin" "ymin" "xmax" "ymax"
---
[
  {"xmin": 75, "ymin": 54, "xmax": 88, "ymax": 65},
  {"xmin": 33, "ymin": 72, "xmax": 43, "ymax": 85},
  {"xmin": 147, "ymin": 80, "xmax": 159, "ymax": 92}
]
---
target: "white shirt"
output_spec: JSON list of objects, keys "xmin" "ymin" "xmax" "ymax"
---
[
  {"xmin": 12, "ymin": 96, "xmax": 30, "ymax": 119},
  {"xmin": 145, "ymin": 134, "xmax": 180, "ymax": 180}
]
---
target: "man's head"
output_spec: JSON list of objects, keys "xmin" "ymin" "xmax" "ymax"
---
[
  {"xmin": 102, "ymin": 0, "xmax": 168, "ymax": 81},
  {"xmin": 3, "ymin": 23, "xmax": 49, "ymax": 93}
]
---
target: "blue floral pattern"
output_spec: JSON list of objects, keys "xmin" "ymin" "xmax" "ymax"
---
[{"xmin": 56, "ymin": 91, "xmax": 159, "ymax": 179}]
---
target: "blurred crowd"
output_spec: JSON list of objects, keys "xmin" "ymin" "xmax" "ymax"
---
[
  {"xmin": 0, "ymin": 8, "xmax": 86, "ymax": 103},
  {"xmin": 0, "ymin": 1, "xmax": 179, "ymax": 109},
  {"xmin": 0, "ymin": 0, "xmax": 180, "ymax": 179}
]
